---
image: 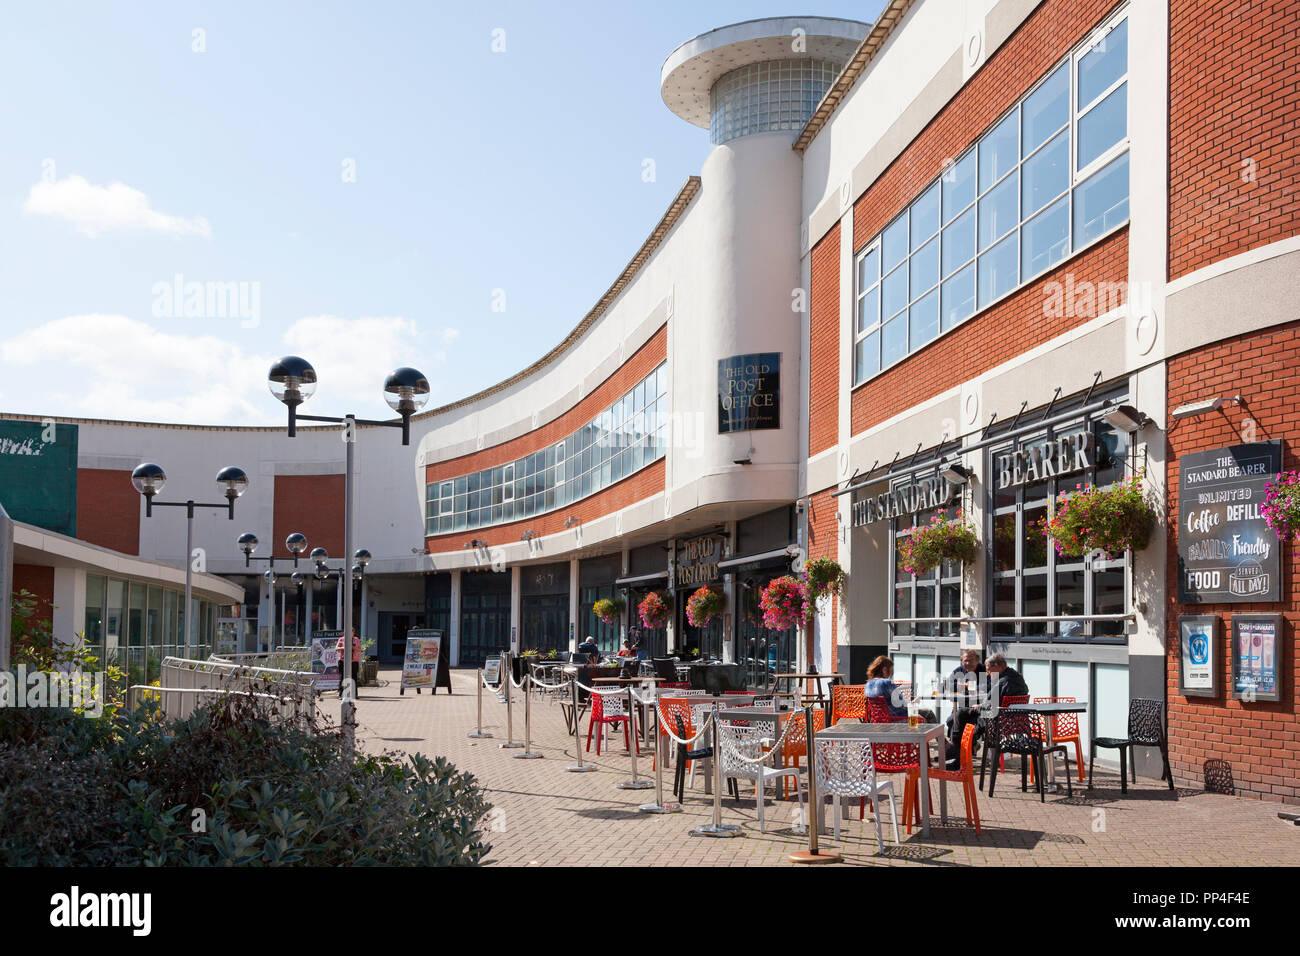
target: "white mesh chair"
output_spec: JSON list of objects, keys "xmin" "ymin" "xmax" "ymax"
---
[
  {"xmin": 814, "ymin": 737, "xmax": 900, "ymax": 850},
  {"xmin": 716, "ymin": 720, "xmax": 805, "ymax": 833}
]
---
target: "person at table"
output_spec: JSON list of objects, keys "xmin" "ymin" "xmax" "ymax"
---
[
  {"xmin": 984, "ymin": 652, "xmax": 1028, "ymax": 704},
  {"xmin": 576, "ymin": 635, "xmax": 599, "ymax": 663},
  {"xmin": 944, "ymin": 649, "xmax": 987, "ymax": 758},
  {"xmin": 864, "ymin": 656, "xmax": 935, "ymax": 722},
  {"xmin": 616, "ymin": 638, "xmax": 638, "ymax": 658}
]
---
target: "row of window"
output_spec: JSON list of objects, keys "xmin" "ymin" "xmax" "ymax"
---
[
  {"xmin": 854, "ymin": 8, "xmax": 1131, "ymax": 385},
  {"xmin": 889, "ymin": 396, "xmax": 1132, "ymax": 643},
  {"xmin": 425, "ymin": 362, "xmax": 668, "ymax": 535}
]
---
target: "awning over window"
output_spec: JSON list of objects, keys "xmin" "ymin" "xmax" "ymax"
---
[
  {"xmin": 615, "ymin": 570, "xmax": 668, "ymax": 587},
  {"xmin": 717, "ymin": 547, "xmax": 794, "ymax": 575}
]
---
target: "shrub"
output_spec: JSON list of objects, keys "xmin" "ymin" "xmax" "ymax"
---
[
  {"xmin": 1262, "ymin": 470, "xmax": 1300, "ymax": 542},
  {"xmin": 1041, "ymin": 475, "xmax": 1154, "ymax": 558},
  {"xmin": 759, "ymin": 576, "xmax": 807, "ymax": 630},
  {"xmin": 638, "ymin": 591, "xmax": 670, "ymax": 630},
  {"xmin": 0, "ymin": 693, "xmax": 492, "ymax": 866},
  {"xmin": 592, "ymin": 596, "xmax": 625, "ymax": 626},
  {"xmin": 896, "ymin": 513, "xmax": 978, "ymax": 575},
  {"xmin": 685, "ymin": 586, "xmax": 724, "ymax": 628}
]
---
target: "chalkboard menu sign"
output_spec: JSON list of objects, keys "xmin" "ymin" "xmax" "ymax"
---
[
  {"xmin": 1177, "ymin": 441, "xmax": 1282, "ymax": 604},
  {"xmin": 718, "ymin": 353, "xmax": 779, "ymax": 433}
]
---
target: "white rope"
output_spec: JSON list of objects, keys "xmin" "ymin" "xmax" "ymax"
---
[
  {"xmin": 714, "ymin": 710, "xmax": 802, "ymax": 767},
  {"xmin": 656, "ymin": 705, "xmax": 716, "ymax": 747}
]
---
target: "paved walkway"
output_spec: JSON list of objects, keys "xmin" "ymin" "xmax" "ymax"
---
[{"xmin": 325, "ymin": 669, "xmax": 1300, "ymax": 867}]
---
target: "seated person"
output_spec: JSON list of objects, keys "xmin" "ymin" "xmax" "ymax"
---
[
  {"xmin": 576, "ymin": 636, "xmax": 600, "ymax": 662},
  {"xmin": 945, "ymin": 648, "xmax": 988, "ymax": 751},
  {"xmin": 985, "ymin": 652, "xmax": 1028, "ymax": 704},
  {"xmin": 864, "ymin": 656, "xmax": 935, "ymax": 722},
  {"xmin": 616, "ymin": 638, "xmax": 637, "ymax": 658}
]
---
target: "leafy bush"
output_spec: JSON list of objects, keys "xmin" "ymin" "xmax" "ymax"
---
[
  {"xmin": 9, "ymin": 591, "xmax": 126, "ymax": 720},
  {"xmin": 0, "ymin": 693, "xmax": 492, "ymax": 866},
  {"xmin": 685, "ymin": 586, "xmax": 724, "ymax": 627},
  {"xmin": 592, "ymin": 596, "xmax": 625, "ymax": 626},
  {"xmin": 1040, "ymin": 475, "xmax": 1154, "ymax": 558},
  {"xmin": 897, "ymin": 513, "xmax": 978, "ymax": 575},
  {"xmin": 759, "ymin": 576, "xmax": 807, "ymax": 630},
  {"xmin": 637, "ymin": 591, "xmax": 670, "ymax": 629},
  {"xmin": 1262, "ymin": 470, "xmax": 1300, "ymax": 541}
]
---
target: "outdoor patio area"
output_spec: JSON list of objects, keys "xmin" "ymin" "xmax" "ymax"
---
[{"xmin": 329, "ymin": 670, "xmax": 1300, "ymax": 867}]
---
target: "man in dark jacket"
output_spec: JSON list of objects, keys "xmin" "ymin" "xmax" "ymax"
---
[
  {"xmin": 945, "ymin": 648, "xmax": 987, "ymax": 754},
  {"xmin": 985, "ymin": 652, "xmax": 1028, "ymax": 703}
]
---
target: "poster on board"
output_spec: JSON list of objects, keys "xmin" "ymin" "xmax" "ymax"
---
[
  {"xmin": 1177, "ymin": 614, "xmax": 1218, "ymax": 698},
  {"xmin": 1231, "ymin": 614, "xmax": 1282, "ymax": 702},
  {"xmin": 400, "ymin": 629, "xmax": 441, "ymax": 695},
  {"xmin": 310, "ymin": 630, "xmax": 343, "ymax": 690}
]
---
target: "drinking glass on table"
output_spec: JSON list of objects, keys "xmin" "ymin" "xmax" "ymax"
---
[{"xmin": 907, "ymin": 701, "xmax": 922, "ymax": 729}]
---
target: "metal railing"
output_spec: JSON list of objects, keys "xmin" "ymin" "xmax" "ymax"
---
[
  {"xmin": 127, "ymin": 684, "xmax": 311, "ymax": 723},
  {"xmin": 150, "ymin": 655, "xmax": 318, "ymax": 722}
]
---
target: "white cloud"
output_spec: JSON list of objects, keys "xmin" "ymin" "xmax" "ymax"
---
[
  {"xmin": 0, "ymin": 313, "xmax": 443, "ymax": 425},
  {"xmin": 23, "ymin": 175, "xmax": 211, "ymax": 239}
]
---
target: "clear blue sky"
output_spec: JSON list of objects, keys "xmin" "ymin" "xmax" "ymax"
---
[{"xmin": 0, "ymin": 1, "xmax": 881, "ymax": 425}]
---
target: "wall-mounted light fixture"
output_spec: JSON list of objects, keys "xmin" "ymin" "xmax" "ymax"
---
[
  {"xmin": 1172, "ymin": 395, "xmax": 1241, "ymax": 420},
  {"xmin": 563, "ymin": 517, "xmax": 579, "ymax": 528},
  {"xmin": 520, "ymin": 530, "xmax": 537, "ymax": 541},
  {"xmin": 1101, "ymin": 403, "xmax": 1151, "ymax": 433},
  {"xmin": 939, "ymin": 461, "xmax": 972, "ymax": 484}
]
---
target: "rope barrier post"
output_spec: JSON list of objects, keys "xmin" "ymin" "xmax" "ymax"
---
[
  {"xmin": 514, "ymin": 668, "xmax": 542, "ymax": 759},
  {"xmin": 496, "ymin": 651, "xmax": 508, "ymax": 703},
  {"xmin": 791, "ymin": 702, "xmax": 840, "ymax": 864},
  {"xmin": 565, "ymin": 675, "xmax": 596, "ymax": 773},
  {"xmin": 617, "ymin": 685, "xmax": 651, "ymax": 790},
  {"xmin": 499, "ymin": 652, "xmax": 523, "ymax": 749},
  {"xmin": 692, "ymin": 702, "xmax": 742, "ymax": 838},
  {"xmin": 638, "ymin": 692, "xmax": 682, "ymax": 813},
  {"xmin": 468, "ymin": 668, "xmax": 493, "ymax": 739}
]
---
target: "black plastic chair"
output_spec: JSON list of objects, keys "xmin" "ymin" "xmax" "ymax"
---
[
  {"xmin": 986, "ymin": 710, "xmax": 1073, "ymax": 802},
  {"xmin": 651, "ymin": 657, "xmax": 678, "ymax": 682},
  {"xmin": 1088, "ymin": 697, "xmax": 1174, "ymax": 794},
  {"xmin": 672, "ymin": 714, "xmax": 737, "ymax": 802}
]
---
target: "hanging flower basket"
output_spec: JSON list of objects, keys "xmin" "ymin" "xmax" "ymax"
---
[
  {"xmin": 1262, "ymin": 470, "xmax": 1300, "ymax": 542},
  {"xmin": 685, "ymin": 586, "xmax": 725, "ymax": 628},
  {"xmin": 803, "ymin": 557, "xmax": 846, "ymax": 613},
  {"xmin": 592, "ymin": 595, "xmax": 625, "ymax": 626},
  {"xmin": 638, "ymin": 590, "xmax": 670, "ymax": 630},
  {"xmin": 1041, "ymin": 475, "xmax": 1154, "ymax": 559},
  {"xmin": 759, "ymin": 576, "xmax": 808, "ymax": 630},
  {"xmin": 897, "ymin": 512, "xmax": 979, "ymax": 576}
]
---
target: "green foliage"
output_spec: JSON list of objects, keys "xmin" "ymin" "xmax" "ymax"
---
[
  {"xmin": 1040, "ymin": 475, "xmax": 1154, "ymax": 558},
  {"xmin": 897, "ymin": 513, "xmax": 978, "ymax": 575},
  {"xmin": 0, "ymin": 694, "xmax": 492, "ymax": 866},
  {"xmin": 803, "ymin": 558, "xmax": 846, "ymax": 611},
  {"xmin": 9, "ymin": 591, "xmax": 126, "ymax": 721}
]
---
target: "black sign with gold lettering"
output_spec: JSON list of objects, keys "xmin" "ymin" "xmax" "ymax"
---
[
  {"xmin": 675, "ymin": 535, "xmax": 723, "ymax": 589},
  {"xmin": 718, "ymin": 353, "xmax": 780, "ymax": 433}
]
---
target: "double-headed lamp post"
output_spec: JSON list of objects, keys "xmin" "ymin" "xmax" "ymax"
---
[
  {"xmin": 237, "ymin": 532, "xmax": 311, "ymax": 648},
  {"xmin": 132, "ymin": 462, "xmax": 249, "ymax": 652},
  {"xmin": 266, "ymin": 357, "xmax": 427, "ymax": 670}
]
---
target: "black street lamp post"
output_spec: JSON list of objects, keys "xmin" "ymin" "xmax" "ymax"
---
[{"xmin": 132, "ymin": 463, "xmax": 249, "ymax": 653}]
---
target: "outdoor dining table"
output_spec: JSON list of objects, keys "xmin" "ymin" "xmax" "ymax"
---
[
  {"xmin": 817, "ymin": 721, "xmax": 948, "ymax": 838},
  {"xmin": 1005, "ymin": 700, "xmax": 1088, "ymax": 792}
]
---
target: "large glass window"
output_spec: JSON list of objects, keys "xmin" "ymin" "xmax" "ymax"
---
[
  {"xmin": 889, "ymin": 489, "xmax": 964, "ymax": 640},
  {"xmin": 988, "ymin": 392, "xmax": 1132, "ymax": 643},
  {"xmin": 853, "ymin": 7, "xmax": 1129, "ymax": 384},
  {"xmin": 426, "ymin": 361, "xmax": 667, "ymax": 535}
]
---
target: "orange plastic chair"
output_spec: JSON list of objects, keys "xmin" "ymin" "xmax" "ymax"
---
[
  {"xmin": 654, "ymin": 697, "xmax": 694, "ymax": 772},
  {"xmin": 904, "ymin": 723, "xmax": 981, "ymax": 835},
  {"xmin": 830, "ymin": 684, "xmax": 866, "ymax": 725},
  {"xmin": 780, "ymin": 708, "xmax": 825, "ymax": 797},
  {"xmin": 1029, "ymin": 696, "xmax": 1085, "ymax": 783}
]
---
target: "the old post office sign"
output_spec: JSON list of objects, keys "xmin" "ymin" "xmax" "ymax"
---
[
  {"xmin": 1177, "ymin": 441, "xmax": 1282, "ymax": 603},
  {"xmin": 994, "ymin": 430, "xmax": 1094, "ymax": 490},
  {"xmin": 718, "ymin": 353, "xmax": 780, "ymax": 433},
  {"xmin": 853, "ymin": 475, "xmax": 956, "ymax": 526},
  {"xmin": 676, "ymin": 534, "xmax": 723, "ymax": 588}
]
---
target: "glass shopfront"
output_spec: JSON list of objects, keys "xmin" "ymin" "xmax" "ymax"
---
[
  {"xmin": 459, "ymin": 570, "xmax": 511, "ymax": 667},
  {"xmin": 987, "ymin": 388, "xmax": 1131, "ymax": 643},
  {"xmin": 520, "ymin": 562, "xmax": 570, "ymax": 655}
]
